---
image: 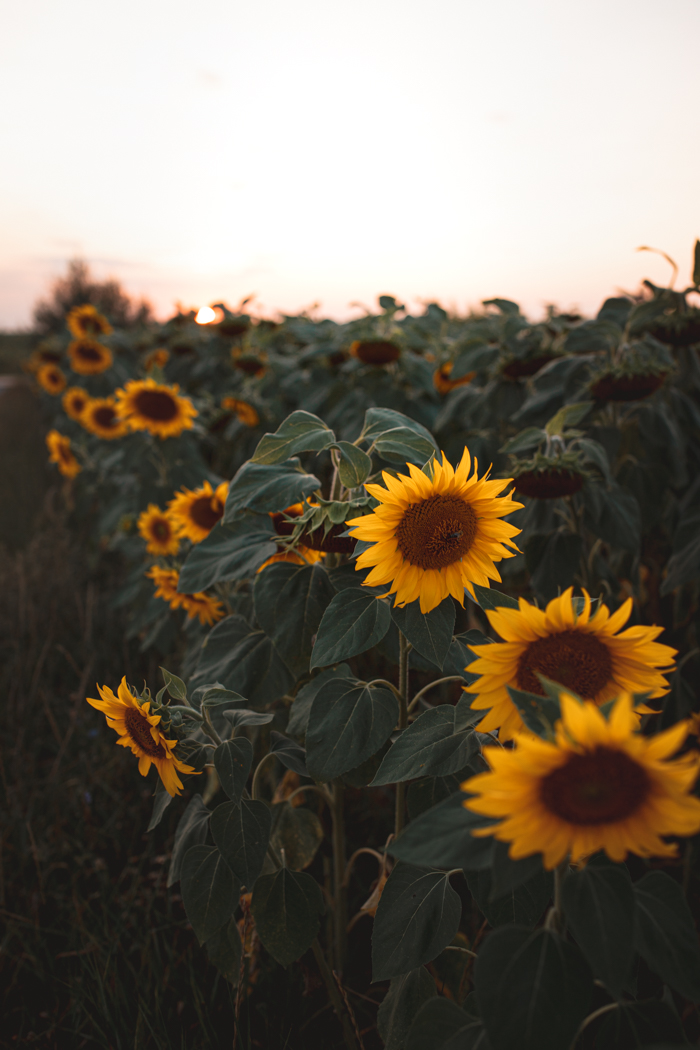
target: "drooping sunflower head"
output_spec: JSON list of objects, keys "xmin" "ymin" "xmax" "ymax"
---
[
  {"xmin": 256, "ymin": 504, "xmax": 325, "ymax": 573},
  {"xmin": 62, "ymin": 386, "xmax": 89, "ymax": 421},
  {"xmin": 433, "ymin": 361, "xmax": 476, "ymax": 394},
  {"xmin": 513, "ymin": 466, "xmax": 585, "ymax": 500},
  {"xmin": 114, "ymin": 378, "xmax": 198, "ymax": 439},
  {"xmin": 463, "ymin": 691, "xmax": 700, "ymax": 869},
  {"xmin": 144, "ymin": 348, "xmax": 170, "ymax": 371},
  {"xmin": 168, "ymin": 480, "xmax": 228, "ymax": 544},
  {"xmin": 46, "ymin": 429, "xmax": 81, "ymax": 478},
  {"xmin": 347, "ymin": 450, "xmax": 522, "ymax": 614},
  {"xmin": 68, "ymin": 339, "xmax": 113, "ymax": 376},
  {"xmin": 231, "ymin": 346, "xmax": 267, "ymax": 377},
  {"xmin": 221, "ymin": 397, "xmax": 260, "ymax": 427},
  {"xmin": 138, "ymin": 505, "xmax": 180, "ymax": 556},
  {"xmin": 37, "ymin": 363, "xmax": 67, "ymax": 395},
  {"xmin": 67, "ymin": 304, "xmax": 113, "ymax": 339},
  {"xmin": 81, "ymin": 397, "xmax": 130, "ymax": 440},
  {"xmin": 86, "ymin": 677, "xmax": 197, "ymax": 796},
  {"xmin": 349, "ymin": 340, "xmax": 401, "ymax": 366},
  {"xmin": 146, "ymin": 565, "xmax": 182, "ymax": 606},
  {"xmin": 178, "ymin": 590, "xmax": 226, "ymax": 626},
  {"xmin": 467, "ymin": 588, "xmax": 678, "ymax": 741}
]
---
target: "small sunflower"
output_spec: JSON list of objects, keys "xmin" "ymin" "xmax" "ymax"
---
[
  {"xmin": 68, "ymin": 339, "xmax": 113, "ymax": 376},
  {"xmin": 37, "ymin": 363, "xmax": 67, "ymax": 395},
  {"xmin": 433, "ymin": 362, "xmax": 476, "ymax": 394},
  {"xmin": 29, "ymin": 347, "xmax": 62, "ymax": 369},
  {"xmin": 144, "ymin": 348, "xmax": 170, "ymax": 371},
  {"xmin": 256, "ymin": 504, "xmax": 324, "ymax": 573},
  {"xmin": 349, "ymin": 340, "xmax": 400, "ymax": 365},
  {"xmin": 146, "ymin": 565, "xmax": 181, "ymax": 605},
  {"xmin": 347, "ymin": 450, "xmax": 522, "ymax": 614},
  {"xmin": 146, "ymin": 566, "xmax": 225, "ymax": 626},
  {"xmin": 138, "ymin": 505, "xmax": 180, "ymax": 556},
  {"xmin": 81, "ymin": 397, "xmax": 130, "ymax": 440},
  {"xmin": 67, "ymin": 304, "xmax": 113, "ymax": 339},
  {"xmin": 462, "ymin": 692, "xmax": 700, "ymax": 868},
  {"xmin": 466, "ymin": 588, "xmax": 677, "ymax": 741},
  {"xmin": 115, "ymin": 378, "xmax": 197, "ymax": 439},
  {"xmin": 86, "ymin": 677, "xmax": 196, "ymax": 796},
  {"xmin": 231, "ymin": 347, "xmax": 267, "ymax": 377},
  {"xmin": 168, "ymin": 480, "xmax": 229, "ymax": 544},
  {"xmin": 221, "ymin": 397, "xmax": 260, "ymax": 427},
  {"xmin": 62, "ymin": 386, "xmax": 89, "ymax": 421},
  {"xmin": 46, "ymin": 430, "xmax": 81, "ymax": 478}
]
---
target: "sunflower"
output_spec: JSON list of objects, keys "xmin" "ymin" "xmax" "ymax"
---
[
  {"xmin": 81, "ymin": 397, "xmax": 130, "ymax": 440},
  {"xmin": 221, "ymin": 397, "xmax": 260, "ymax": 427},
  {"xmin": 29, "ymin": 346, "xmax": 62, "ymax": 369},
  {"xmin": 144, "ymin": 348, "xmax": 170, "ymax": 371},
  {"xmin": 433, "ymin": 362, "xmax": 476, "ymax": 394},
  {"xmin": 256, "ymin": 504, "xmax": 324, "ymax": 573},
  {"xmin": 168, "ymin": 480, "xmax": 229, "ymax": 544},
  {"xmin": 466, "ymin": 588, "xmax": 677, "ymax": 741},
  {"xmin": 37, "ymin": 363, "xmax": 67, "ymax": 395},
  {"xmin": 146, "ymin": 565, "xmax": 181, "ymax": 605},
  {"xmin": 138, "ymin": 505, "xmax": 180, "ymax": 556},
  {"xmin": 62, "ymin": 386, "xmax": 89, "ymax": 421},
  {"xmin": 115, "ymin": 378, "xmax": 198, "ymax": 439},
  {"xmin": 67, "ymin": 304, "xmax": 112, "ymax": 339},
  {"xmin": 68, "ymin": 339, "xmax": 113, "ymax": 375},
  {"xmin": 231, "ymin": 347, "xmax": 267, "ymax": 377},
  {"xmin": 462, "ymin": 692, "xmax": 700, "ymax": 868},
  {"xmin": 46, "ymin": 430, "xmax": 81, "ymax": 478},
  {"xmin": 349, "ymin": 340, "xmax": 400, "ymax": 365},
  {"xmin": 346, "ymin": 450, "xmax": 522, "ymax": 614},
  {"xmin": 146, "ymin": 566, "xmax": 225, "ymax": 626},
  {"xmin": 86, "ymin": 677, "xmax": 197, "ymax": 796}
]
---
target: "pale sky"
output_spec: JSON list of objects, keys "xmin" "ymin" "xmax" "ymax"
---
[{"xmin": 1, "ymin": 0, "xmax": 699, "ymax": 327}]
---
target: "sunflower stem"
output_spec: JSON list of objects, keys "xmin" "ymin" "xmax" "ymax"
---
[
  {"xmin": 311, "ymin": 938, "xmax": 361, "ymax": 1050},
  {"xmin": 394, "ymin": 630, "xmax": 411, "ymax": 838},
  {"xmin": 167, "ymin": 704, "xmax": 203, "ymax": 720},
  {"xmin": 201, "ymin": 707, "xmax": 223, "ymax": 747},
  {"xmin": 545, "ymin": 859, "xmax": 569, "ymax": 932},
  {"xmin": 331, "ymin": 779, "xmax": 348, "ymax": 973}
]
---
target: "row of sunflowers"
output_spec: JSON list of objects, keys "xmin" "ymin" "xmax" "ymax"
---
[{"xmin": 26, "ymin": 247, "xmax": 700, "ymax": 1049}]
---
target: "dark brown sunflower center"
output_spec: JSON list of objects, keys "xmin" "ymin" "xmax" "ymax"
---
[
  {"xmin": 516, "ymin": 630, "xmax": 613, "ymax": 698},
  {"xmin": 355, "ymin": 340, "xmax": 400, "ymax": 365},
  {"xmin": 124, "ymin": 707, "xmax": 165, "ymax": 758},
  {"xmin": 540, "ymin": 746, "xmax": 649, "ymax": 825},
  {"xmin": 234, "ymin": 357, "xmax": 264, "ymax": 375},
  {"xmin": 151, "ymin": 519, "xmax": 172, "ymax": 540},
  {"xmin": 189, "ymin": 495, "xmax": 223, "ymax": 530},
  {"xmin": 77, "ymin": 344, "xmax": 103, "ymax": 362},
  {"xmin": 72, "ymin": 396, "xmax": 87, "ymax": 410},
  {"xmin": 133, "ymin": 390, "xmax": 179, "ymax": 421},
  {"xmin": 395, "ymin": 495, "xmax": 478, "ymax": 569},
  {"xmin": 94, "ymin": 406, "xmax": 117, "ymax": 428}
]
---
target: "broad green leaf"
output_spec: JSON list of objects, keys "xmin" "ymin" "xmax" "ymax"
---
[
  {"xmin": 371, "ymin": 703, "xmax": 479, "ymax": 785},
  {"xmin": 483, "ymin": 297, "xmax": 521, "ymax": 315},
  {"xmin": 407, "ymin": 775, "xmax": 465, "ymax": 819},
  {"xmin": 286, "ymin": 663, "xmax": 352, "ymax": 739},
  {"xmin": 192, "ymin": 614, "xmax": 294, "ymax": 707},
  {"xmin": 200, "ymin": 686, "xmax": 248, "ymax": 710},
  {"xmin": 269, "ymin": 801, "xmax": 323, "ymax": 870},
  {"xmin": 181, "ymin": 845, "xmax": 239, "ymax": 944},
  {"xmin": 576, "ymin": 438, "xmax": 612, "ymax": 483},
  {"xmin": 251, "ymin": 867, "xmax": 325, "ymax": 966},
  {"xmin": 178, "ymin": 518, "xmax": 277, "ymax": 592},
  {"xmin": 451, "ymin": 343, "xmax": 500, "ymax": 379},
  {"xmin": 255, "ymin": 562, "xmax": 336, "ymax": 678},
  {"xmin": 475, "ymin": 926, "xmax": 592, "ymax": 1050},
  {"xmin": 583, "ymin": 482, "xmax": 640, "ymax": 553},
  {"xmin": 661, "ymin": 533, "xmax": 700, "ymax": 594},
  {"xmin": 561, "ymin": 860, "xmax": 634, "ymax": 999},
  {"xmin": 206, "ymin": 918, "xmax": 242, "ymax": 984},
  {"xmin": 310, "ymin": 587, "xmax": 391, "ymax": 667},
  {"xmin": 214, "ymin": 738, "xmax": 253, "ymax": 803},
  {"xmin": 633, "ymin": 870, "xmax": 700, "ymax": 1001},
  {"xmin": 544, "ymin": 401, "xmax": 593, "ymax": 436},
  {"xmin": 596, "ymin": 296, "xmax": 633, "ymax": 326},
  {"xmin": 372, "ymin": 862, "xmax": 462, "ymax": 981},
  {"xmin": 387, "ymin": 792, "xmax": 494, "ymax": 872},
  {"xmin": 210, "ymin": 799, "xmax": 272, "ymax": 889},
  {"xmin": 224, "ymin": 458, "xmax": 320, "ymax": 519},
  {"xmin": 269, "ymin": 730, "xmax": 308, "ymax": 776},
  {"xmin": 595, "ymin": 1000, "xmax": 685, "ymax": 1049},
  {"xmin": 526, "ymin": 530, "xmax": 583, "ymax": 602},
  {"xmin": 159, "ymin": 666, "xmax": 188, "ymax": 701},
  {"xmin": 506, "ymin": 686, "xmax": 560, "ymax": 739},
  {"xmin": 470, "ymin": 585, "xmax": 519, "ymax": 611},
  {"xmin": 377, "ymin": 967, "xmax": 437, "ymax": 1050},
  {"xmin": 489, "ymin": 840, "xmax": 547, "ymax": 898},
  {"xmin": 167, "ymin": 794, "xmax": 210, "ymax": 886},
  {"xmin": 499, "ymin": 427, "xmax": 546, "ymax": 455},
  {"xmin": 374, "ymin": 427, "xmax": 437, "ymax": 466},
  {"xmin": 406, "ymin": 998, "xmax": 486, "ymax": 1050},
  {"xmin": 361, "ymin": 407, "xmax": 438, "ymax": 447},
  {"xmin": 391, "ymin": 597, "xmax": 455, "ymax": 670},
  {"xmin": 147, "ymin": 779, "xmax": 173, "ymax": 831},
  {"xmin": 306, "ymin": 677, "xmax": 398, "ymax": 780},
  {"xmin": 334, "ymin": 440, "xmax": 372, "ymax": 487},
  {"xmin": 224, "ymin": 709, "xmax": 275, "ymax": 728},
  {"xmin": 251, "ymin": 410, "xmax": 335, "ymax": 465},
  {"xmin": 466, "ymin": 866, "xmax": 551, "ymax": 929}
]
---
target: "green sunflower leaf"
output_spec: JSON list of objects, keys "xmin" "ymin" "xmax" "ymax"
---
[
  {"xmin": 250, "ymin": 410, "xmax": 335, "ymax": 465},
  {"xmin": 251, "ymin": 867, "xmax": 325, "ymax": 967},
  {"xmin": 310, "ymin": 587, "xmax": 391, "ymax": 667},
  {"xmin": 181, "ymin": 845, "xmax": 240, "ymax": 945},
  {"xmin": 224, "ymin": 458, "xmax": 321, "ymax": 519},
  {"xmin": 378, "ymin": 967, "xmax": 437, "ymax": 1050},
  {"xmin": 214, "ymin": 738, "xmax": 253, "ymax": 804},
  {"xmin": 633, "ymin": 870, "xmax": 700, "ymax": 1002},
  {"xmin": 390, "ymin": 597, "xmax": 455, "ymax": 670},
  {"xmin": 210, "ymin": 799, "xmax": 272, "ymax": 890},
  {"xmin": 387, "ymin": 791, "xmax": 495, "ymax": 872},
  {"xmin": 305, "ymin": 676, "xmax": 398, "ymax": 781}
]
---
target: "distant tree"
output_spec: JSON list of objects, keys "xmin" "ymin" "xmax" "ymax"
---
[{"xmin": 33, "ymin": 259, "xmax": 153, "ymax": 334}]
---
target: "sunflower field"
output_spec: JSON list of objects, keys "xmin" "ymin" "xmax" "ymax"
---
[{"xmin": 8, "ymin": 245, "xmax": 700, "ymax": 1049}]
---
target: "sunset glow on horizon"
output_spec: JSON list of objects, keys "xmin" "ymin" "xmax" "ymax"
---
[{"xmin": 1, "ymin": 0, "xmax": 699, "ymax": 328}]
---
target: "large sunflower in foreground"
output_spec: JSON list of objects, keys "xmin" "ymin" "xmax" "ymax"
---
[
  {"xmin": 462, "ymin": 692, "xmax": 700, "ymax": 868},
  {"xmin": 37, "ymin": 363, "xmax": 67, "ymax": 395},
  {"xmin": 346, "ymin": 450, "xmax": 522, "ymax": 614},
  {"xmin": 86, "ymin": 677, "xmax": 196, "ymax": 796},
  {"xmin": 67, "ymin": 304, "xmax": 113, "ymax": 339},
  {"xmin": 68, "ymin": 339, "xmax": 113, "ymax": 375},
  {"xmin": 81, "ymin": 397, "xmax": 130, "ymax": 440},
  {"xmin": 46, "ymin": 430, "xmax": 81, "ymax": 478},
  {"xmin": 168, "ymin": 480, "xmax": 228, "ymax": 544},
  {"xmin": 62, "ymin": 386, "xmax": 89, "ymax": 421},
  {"xmin": 138, "ymin": 505, "xmax": 180, "ymax": 556},
  {"xmin": 466, "ymin": 588, "xmax": 677, "ymax": 741},
  {"xmin": 115, "ymin": 378, "xmax": 197, "ymax": 439}
]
